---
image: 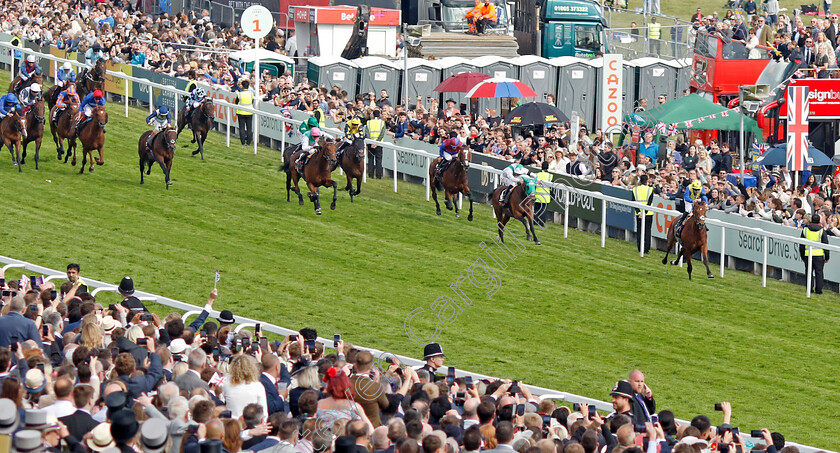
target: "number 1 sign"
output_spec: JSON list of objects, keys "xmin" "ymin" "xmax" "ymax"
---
[{"xmin": 241, "ymin": 5, "xmax": 273, "ymax": 40}]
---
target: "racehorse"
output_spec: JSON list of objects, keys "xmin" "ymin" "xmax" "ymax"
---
[
  {"xmin": 20, "ymin": 98, "xmax": 45, "ymax": 169},
  {"xmin": 281, "ymin": 138, "xmax": 339, "ymax": 215},
  {"xmin": 74, "ymin": 105, "xmax": 107, "ymax": 173},
  {"xmin": 76, "ymin": 59, "xmax": 106, "ymax": 100},
  {"xmin": 662, "ymin": 200, "xmax": 714, "ymax": 280},
  {"xmin": 0, "ymin": 111, "xmax": 27, "ymax": 172},
  {"xmin": 9, "ymin": 72, "xmax": 42, "ymax": 96},
  {"xmin": 50, "ymin": 103, "xmax": 78, "ymax": 162},
  {"xmin": 176, "ymin": 99, "xmax": 214, "ymax": 159},
  {"xmin": 44, "ymin": 81, "xmax": 74, "ymax": 112},
  {"xmin": 491, "ymin": 180, "xmax": 540, "ymax": 245},
  {"xmin": 429, "ymin": 147, "xmax": 474, "ymax": 221},
  {"xmin": 138, "ymin": 128, "xmax": 177, "ymax": 189},
  {"xmin": 333, "ymin": 136, "xmax": 365, "ymax": 202}
]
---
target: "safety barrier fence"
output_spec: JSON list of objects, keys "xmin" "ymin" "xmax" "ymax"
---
[
  {"xmin": 0, "ymin": 43, "xmax": 835, "ymax": 453},
  {"xmin": 0, "ymin": 254, "xmax": 828, "ymax": 453}
]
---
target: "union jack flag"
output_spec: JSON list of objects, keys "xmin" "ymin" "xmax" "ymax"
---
[
  {"xmin": 684, "ymin": 120, "xmax": 693, "ymax": 128},
  {"xmin": 667, "ymin": 124, "xmax": 678, "ymax": 135},
  {"xmin": 751, "ymin": 140, "xmax": 769, "ymax": 172},
  {"xmin": 721, "ymin": 110, "xmax": 729, "ymax": 117},
  {"xmin": 655, "ymin": 122, "xmax": 666, "ymax": 134},
  {"xmin": 794, "ymin": 70, "xmax": 805, "ymax": 78},
  {"xmin": 280, "ymin": 107, "xmax": 293, "ymax": 135},
  {"xmin": 698, "ymin": 116, "xmax": 705, "ymax": 123},
  {"xmin": 786, "ymin": 85, "xmax": 810, "ymax": 171}
]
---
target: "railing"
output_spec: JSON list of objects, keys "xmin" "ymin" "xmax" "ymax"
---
[{"xmin": 3, "ymin": 42, "xmax": 838, "ymax": 299}]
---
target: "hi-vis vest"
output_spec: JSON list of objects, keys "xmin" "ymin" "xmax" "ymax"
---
[
  {"xmin": 804, "ymin": 228, "xmax": 825, "ymax": 256},
  {"xmin": 316, "ymin": 108, "xmax": 326, "ymax": 128},
  {"xmin": 366, "ymin": 119, "xmax": 385, "ymax": 141},
  {"xmin": 10, "ymin": 37, "xmax": 21, "ymax": 59},
  {"xmin": 535, "ymin": 171, "xmax": 552, "ymax": 203},
  {"xmin": 649, "ymin": 22, "xmax": 661, "ymax": 39},
  {"xmin": 632, "ymin": 185, "xmax": 654, "ymax": 216},
  {"xmin": 236, "ymin": 90, "xmax": 253, "ymax": 115}
]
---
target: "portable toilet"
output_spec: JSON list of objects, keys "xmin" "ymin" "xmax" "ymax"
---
[
  {"xmin": 512, "ymin": 55, "xmax": 557, "ymax": 104},
  {"xmin": 471, "ymin": 56, "xmax": 520, "ymax": 116},
  {"xmin": 671, "ymin": 58, "xmax": 692, "ymax": 98},
  {"xmin": 553, "ymin": 56, "xmax": 599, "ymax": 129},
  {"xmin": 355, "ymin": 56, "xmax": 401, "ymax": 102},
  {"xmin": 631, "ymin": 57, "xmax": 678, "ymax": 107},
  {"xmin": 437, "ymin": 57, "xmax": 478, "ymax": 113},
  {"xmin": 405, "ymin": 59, "xmax": 442, "ymax": 107},
  {"xmin": 622, "ymin": 59, "xmax": 638, "ymax": 116},
  {"xmin": 229, "ymin": 48, "xmax": 294, "ymax": 77},
  {"xmin": 307, "ymin": 56, "xmax": 359, "ymax": 98}
]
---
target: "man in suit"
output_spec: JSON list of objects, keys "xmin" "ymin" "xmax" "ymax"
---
[
  {"xmin": 479, "ymin": 421, "xmax": 515, "ymax": 453},
  {"xmin": 115, "ymin": 340, "xmax": 163, "ymax": 398},
  {"xmin": 175, "ymin": 348, "xmax": 209, "ymax": 393},
  {"xmin": 0, "ymin": 297, "xmax": 43, "ymax": 348},
  {"xmin": 260, "ymin": 353, "xmax": 290, "ymax": 415},
  {"xmin": 248, "ymin": 416, "xmax": 297, "ymax": 453},
  {"xmin": 757, "ymin": 16, "xmax": 774, "ymax": 47},
  {"xmin": 801, "ymin": 37, "xmax": 816, "ymax": 66},
  {"xmin": 347, "ymin": 420, "xmax": 371, "ymax": 453},
  {"xmin": 349, "ymin": 351, "xmax": 389, "ymax": 427},
  {"xmin": 59, "ymin": 384, "xmax": 99, "ymax": 441},
  {"xmin": 371, "ymin": 426, "xmax": 392, "ymax": 453},
  {"xmin": 826, "ymin": 16, "xmax": 839, "ymax": 44}
]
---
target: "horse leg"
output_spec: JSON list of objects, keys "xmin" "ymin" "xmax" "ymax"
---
[
  {"xmin": 685, "ymin": 248, "xmax": 693, "ymax": 280},
  {"xmin": 79, "ymin": 148, "xmax": 87, "ymax": 174},
  {"xmin": 518, "ymin": 216, "xmax": 531, "ymax": 241},
  {"xmin": 528, "ymin": 212, "xmax": 540, "ymax": 245},
  {"xmin": 157, "ymin": 156, "xmax": 170, "ymax": 189},
  {"xmin": 140, "ymin": 156, "xmax": 145, "ymax": 184},
  {"xmin": 453, "ymin": 191, "xmax": 461, "ymax": 218},
  {"xmin": 7, "ymin": 144, "xmax": 17, "ymax": 168},
  {"xmin": 69, "ymin": 139, "xmax": 76, "ymax": 166},
  {"xmin": 34, "ymin": 137, "xmax": 41, "ymax": 170},
  {"xmin": 293, "ymin": 176, "xmax": 304, "ymax": 206},
  {"xmin": 88, "ymin": 149, "xmax": 95, "ymax": 172},
  {"xmin": 308, "ymin": 183, "xmax": 321, "ymax": 215},
  {"xmin": 198, "ymin": 133, "xmax": 205, "ymax": 160},
  {"xmin": 431, "ymin": 185, "xmax": 442, "ymax": 215},
  {"xmin": 444, "ymin": 190, "xmax": 454, "ymax": 210},
  {"xmin": 498, "ymin": 215, "xmax": 510, "ymax": 243},
  {"xmin": 21, "ymin": 141, "xmax": 27, "ymax": 166},
  {"xmin": 166, "ymin": 157, "xmax": 173, "ymax": 187},
  {"xmin": 285, "ymin": 171, "xmax": 291, "ymax": 202},
  {"xmin": 355, "ymin": 174, "xmax": 361, "ymax": 196},
  {"xmin": 702, "ymin": 245, "xmax": 714, "ymax": 278},
  {"xmin": 465, "ymin": 189, "xmax": 474, "ymax": 222},
  {"xmin": 662, "ymin": 227, "xmax": 673, "ymax": 265},
  {"xmin": 330, "ymin": 180, "xmax": 337, "ymax": 210},
  {"xmin": 15, "ymin": 143, "xmax": 21, "ymax": 173},
  {"xmin": 96, "ymin": 146, "xmax": 104, "ymax": 165}
]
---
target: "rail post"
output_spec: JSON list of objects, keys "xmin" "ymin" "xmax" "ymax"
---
[
  {"xmin": 720, "ymin": 228, "xmax": 726, "ymax": 278},
  {"xmin": 226, "ymin": 106, "xmax": 231, "ymax": 148},
  {"xmin": 762, "ymin": 235, "xmax": 768, "ymax": 287},
  {"xmin": 601, "ymin": 199, "xmax": 606, "ymax": 248}
]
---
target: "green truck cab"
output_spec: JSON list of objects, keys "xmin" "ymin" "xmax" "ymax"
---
[{"xmin": 540, "ymin": 0, "xmax": 608, "ymax": 58}]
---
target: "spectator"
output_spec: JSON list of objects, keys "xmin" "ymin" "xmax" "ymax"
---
[{"xmin": 222, "ymin": 355, "xmax": 268, "ymax": 419}]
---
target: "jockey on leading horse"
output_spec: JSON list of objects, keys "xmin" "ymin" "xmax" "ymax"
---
[
  {"xmin": 53, "ymin": 84, "xmax": 80, "ymax": 123},
  {"xmin": 15, "ymin": 55, "xmax": 41, "ymax": 94},
  {"xmin": 675, "ymin": 179, "xmax": 708, "ymax": 235},
  {"xmin": 295, "ymin": 124, "xmax": 323, "ymax": 173},
  {"xmin": 499, "ymin": 162, "xmax": 534, "ymax": 207},
  {"xmin": 75, "ymin": 89, "xmax": 106, "ymax": 135},
  {"xmin": 145, "ymin": 105, "xmax": 172, "ymax": 160},
  {"xmin": 434, "ymin": 131, "xmax": 462, "ymax": 179}
]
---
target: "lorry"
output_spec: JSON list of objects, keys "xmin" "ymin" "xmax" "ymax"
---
[{"xmin": 539, "ymin": 0, "xmax": 609, "ymax": 58}]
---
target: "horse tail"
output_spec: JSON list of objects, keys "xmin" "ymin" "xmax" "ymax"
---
[{"xmin": 279, "ymin": 159, "xmax": 289, "ymax": 173}]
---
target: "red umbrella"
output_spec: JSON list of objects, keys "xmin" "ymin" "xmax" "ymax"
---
[{"xmin": 433, "ymin": 72, "xmax": 491, "ymax": 93}]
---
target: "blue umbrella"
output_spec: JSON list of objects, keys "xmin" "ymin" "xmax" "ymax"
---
[{"xmin": 755, "ymin": 144, "xmax": 835, "ymax": 167}]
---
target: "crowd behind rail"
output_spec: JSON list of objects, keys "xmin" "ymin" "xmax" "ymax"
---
[{"xmin": 0, "ymin": 265, "xmax": 811, "ymax": 453}]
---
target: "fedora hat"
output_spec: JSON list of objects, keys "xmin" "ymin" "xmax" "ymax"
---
[
  {"xmin": 118, "ymin": 277, "xmax": 135, "ymax": 296},
  {"xmin": 87, "ymin": 423, "xmax": 116, "ymax": 452},
  {"xmin": 13, "ymin": 430, "xmax": 45, "ymax": 453},
  {"xmin": 141, "ymin": 419, "xmax": 169, "ymax": 453},
  {"xmin": 0, "ymin": 398, "xmax": 20, "ymax": 434}
]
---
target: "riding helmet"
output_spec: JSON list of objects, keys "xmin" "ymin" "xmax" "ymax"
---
[
  {"xmin": 159, "ymin": 106, "xmax": 169, "ymax": 115},
  {"xmin": 93, "ymin": 90, "xmax": 104, "ymax": 98}
]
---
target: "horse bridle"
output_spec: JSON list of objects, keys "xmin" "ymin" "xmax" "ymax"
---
[
  {"xmin": 319, "ymin": 139, "xmax": 338, "ymax": 166},
  {"xmin": 163, "ymin": 129, "xmax": 177, "ymax": 151},
  {"xmin": 29, "ymin": 100, "xmax": 45, "ymax": 124}
]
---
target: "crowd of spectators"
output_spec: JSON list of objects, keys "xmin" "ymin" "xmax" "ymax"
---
[{"xmin": 0, "ymin": 264, "xmax": 802, "ymax": 453}]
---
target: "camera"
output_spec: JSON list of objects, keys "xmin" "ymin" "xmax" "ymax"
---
[
  {"xmin": 137, "ymin": 338, "xmax": 148, "ymax": 346},
  {"xmin": 509, "ymin": 380, "xmax": 521, "ymax": 394},
  {"xmin": 714, "ymin": 403, "xmax": 723, "ymax": 411}
]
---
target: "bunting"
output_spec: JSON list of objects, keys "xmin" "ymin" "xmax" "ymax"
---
[{"xmin": 648, "ymin": 109, "xmax": 741, "ymax": 131}]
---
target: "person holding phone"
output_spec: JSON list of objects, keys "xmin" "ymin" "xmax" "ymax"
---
[
  {"xmin": 0, "ymin": 295, "xmax": 43, "ymax": 348},
  {"xmin": 260, "ymin": 353, "xmax": 291, "ymax": 415}
]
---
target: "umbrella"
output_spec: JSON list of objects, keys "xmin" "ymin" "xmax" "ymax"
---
[
  {"xmin": 504, "ymin": 102, "xmax": 570, "ymax": 126},
  {"xmin": 433, "ymin": 72, "xmax": 490, "ymax": 93},
  {"xmin": 465, "ymin": 77, "xmax": 538, "ymax": 99},
  {"xmin": 755, "ymin": 144, "xmax": 835, "ymax": 167}
]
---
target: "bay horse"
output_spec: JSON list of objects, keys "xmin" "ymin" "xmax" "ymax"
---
[
  {"xmin": 44, "ymin": 81, "xmax": 74, "ymax": 112},
  {"xmin": 333, "ymin": 136, "xmax": 365, "ymax": 202},
  {"xmin": 20, "ymin": 98, "xmax": 45, "ymax": 169},
  {"xmin": 281, "ymin": 138, "xmax": 339, "ymax": 215},
  {"xmin": 77, "ymin": 60, "xmax": 106, "ymax": 100},
  {"xmin": 9, "ymin": 72, "xmax": 42, "ymax": 96},
  {"xmin": 0, "ymin": 111, "xmax": 27, "ymax": 172},
  {"xmin": 74, "ymin": 105, "xmax": 107, "ymax": 173},
  {"xmin": 662, "ymin": 200, "xmax": 714, "ymax": 280},
  {"xmin": 430, "ymin": 147, "xmax": 474, "ymax": 221},
  {"xmin": 177, "ymin": 99, "xmax": 214, "ymax": 159},
  {"xmin": 50, "ymin": 103, "xmax": 78, "ymax": 162},
  {"xmin": 138, "ymin": 128, "xmax": 177, "ymax": 189},
  {"xmin": 491, "ymin": 180, "xmax": 540, "ymax": 245}
]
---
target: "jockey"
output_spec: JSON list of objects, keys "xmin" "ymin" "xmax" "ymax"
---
[
  {"xmin": 436, "ymin": 131, "xmax": 462, "ymax": 175},
  {"xmin": 0, "ymin": 93, "xmax": 22, "ymax": 117},
  {"xmin": 75, "ymin": 89, "xmax": 106, "ymax": 134},
  {"xmin": 499, "ymin": 162, "xmax": 533, "ymax": 206},
  {"xmin": 296, "ymin": 126, "xmax": 323, "ymax": 170},
  {"xmin": 16, "ymin": 55, "xmax": 41, "ymax": 91},
  {"xmin": 340, "ymin": 116, "xmax": 365, "ymax": 152},
  {"xmin": 146, "ymin": 105, "xmax": 172, "ymax": 131},
  {"xmin": 85, "ymin": 43, "xmax": 105, "ymax": 66},
  {"xmin": 18, "ymin": 83, "xmax": 41, "ymax": 110},
  {"xmin": 56, "ymin": 62, "xmax": 76, "ymax": 88},
  {"xmin": 54, "ymin": 84, "xmax": 80, "ymax": 122},
  {"xmin": 677, "ymin": 179, "xmax": 708, "ymax": 228},
  {"xmin": 184, "ymin": 87, "xmax": 207, "ymax": 122}
]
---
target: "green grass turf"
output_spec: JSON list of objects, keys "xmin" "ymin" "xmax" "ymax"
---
[
  {"xmin": 2, "ymin": 74, "xmax": 840, "ymax": 449},
  {"xmin": 620, "ymin": 0, "xmax": 822, "ymax": 25}
]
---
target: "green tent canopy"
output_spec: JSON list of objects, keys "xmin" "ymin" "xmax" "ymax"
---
[{"xmin": 624, "ymin": 93, "xmax": 763, "ymax": 139}]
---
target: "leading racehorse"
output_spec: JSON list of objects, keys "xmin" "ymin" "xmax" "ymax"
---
[
  {"xmin": 491, "ymin": 180, "xmax": 540, "ymax": 245},
  {"xmin": 662, "ymin": 200, "xmax": 714, "ymax": 280},
  {"xmin": 74, "ymin": 105, "xmax": 107, "ymax": 173},
  {"xmin": 177, "ymin": 99, "xmax": 214, "ymax": 159},
  {"xmin": 333, "ymin": 136, "xmax": 365, "ymax": 202},
  {"xmin": 0, "ymin": 111, "xmax": 27, "ymax": 172},
  {"xmin": 281, "ymin": 138, "xmax": 339, "ymax": 215},
  {"xmin": 20, "ymin": 98, "xmax": 45, "ymax": 169},
  {"xmin": 138, "ymin": 128, "xmax": 177, "ymax": 189},
  {"xmin": 429, "ymin": 147, "xmax": 474, "ymax": 221}
]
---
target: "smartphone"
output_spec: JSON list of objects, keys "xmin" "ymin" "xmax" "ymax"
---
[
  {"xmin": 714, "ymin": 403, "xmax": 723, "ymax": 411},
  {"xmin": 1, "ymin": 290, "xmax": 10, "ymax": 297},
  {"xmin": 36, "ymin": 362, "xmax": 45, "ymax": 371},
  {"xmin": 455, "ymin": 391, "xmax": 465, "ymax": 399},
  {"xmin": 29, "ymin": 276, "xmax": 37, "ymax": 287},
  {"xmin": 137, "ymin": 338, "xmax": 148, "ymax": 346},
  {"xmin": 750, "ymin": 430, "xmax": 763, "ymax": 438},
  {"xmin": 219, "ymin": 410, "xmax": 232, "ymax": 418},
  {"xmin": 10, "ymin": 341, "xmax": 17, "ymax": 353},
  {"xmin": 633, "ymin": 424, "xmax": 647, "ymax": 433},
  {"xmin": 260, "ymin": 337, "xmax": 268, "ymax": 350},
  {"xmin": 304, "ymin": 339, "xmax": 315, "ymax": 353},
  {"xmin": 29, "ymin": 304, "xmax": 37, "ymax": 311},
  {"xmin": 447, "ymin": 367, "xmax": 455, "ymax": 383},
  {"xmin": 255, "ymin": 323, "xmax": 261, "ymax": 335},
  {"xmin": 289, "ymin": 334, "xmax": 298, "ymax": 341},
  {"xmin": 731, "ymin": 427, "xmax": 740, "ymax": 439},
  {"xmin": 42, "ymin": 325, "xmax": 48, "ymax": 336},
  {"xmin": 50, "ymin": 290, "xmax": 56, "ymax": 300},
  {"xmin": 465, "ymin": 376, "xmax": 473, "ymax": 387},
  {"xmin": 34, "ymin": 277, "xmax": 43, "ymax": 287},
  {"xmin": 333, "ymin": 334, "xmax": 340, "ymax": 348},
  {"xmin": 250, "ymin": 343, "xmax": 260, "ymax": 354},
  {"xmin": 148, "ymin": 391, "xmax": 158, "ymax": 397},
  {"xmin": 509, "ymin": 380, "xmax": 521, "ymax": 395},
  {"xmin": 385, "ymin": 356, "xmax": 394, "ymax": 364},
  {"xmin": 1, "ymin": 278, "xmax": 6, "ymax": 286},
  {"xmin": 516, "ymin": 404, "xmax": 525, "ymax": 417}
]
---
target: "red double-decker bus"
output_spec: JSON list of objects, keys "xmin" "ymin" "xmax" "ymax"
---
[{"xmin": 690, "ymin": 31, "xmax": 773, "ymax": 104}]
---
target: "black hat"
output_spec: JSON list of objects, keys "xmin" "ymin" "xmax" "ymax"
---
[
  {"xmin": 199, "ymin": 440, "xmax": 223, "ymax": 453},
  {"xmin": 110, "ymin": 409, "xmax": 139, "ymax": 444},
  {"xmin": 118, "ymin": 277, "xmax": 135, "ymax": 296},
  {"xmin": 334, "ymin": 436, "xmax": 356, "ymax": 453},
  {"xmin": 290, "ymin": 359, "xmax": 315, "ymax": 377},
  {"xmin": 217, "ymin": 310, "xmax": 235, "ymax": 325},
  {"xmin": 423, "ymin": 343, "xmax": 445, "ymax": 360},
  {"xmin": 610, "ymin": 380, "xmax": 635, "ymax": 400},
  {"xmin": 105, "ymin": 392, "xmax": 128, "ymax": 418},
  {"xmin": 446, "ymin": 98, "xmax": 456, "ymax": 105}
]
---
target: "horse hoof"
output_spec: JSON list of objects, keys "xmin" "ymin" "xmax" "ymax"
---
[
  {"xmin": 191, "ymin": 150, "xmax": 199, "ymax": 156},
  {"xmin": 670, "ymin": 260, "xmax": 677, "ymax": 265},
  {"xmin": 468, "ymin": 214, "xmax": 473, "ymax": 221},
  {"xmin": 708, "ymin": 274, "xmax": 714, "ymax": 279},
  {"xmin": 330, "ymin": 202, "xmax": 336, "ymax": 210},
  {"xmin": 19, "ymin": 159, "xmax": 25, "ymax": 165},
  {"xmin": 315, "ymin": 209, "xmax": 322, "ymax": 215},
  {"xmin": 534, "ymin": 240, "xmax": 542, "ymax": 245},
  {"xmin": 97, "ymin": 160, "xmax": 103, "ymax": 166},
  {"xmin": 167, "ymin": 181, "xmax": 173, "ymax": 186},
  {"xmin": 456, "ymin": 213, "xmax": 460, "ymax": 218},
  {"xmin": 298, "ymin": 201, "xmax": 304, "ymax": 206},
  {"xmin": 661, "ymin": 259, "xmax": 667, "ymax": 265},
  {"xmin": 436, "ymin": 209, "xmax": 441, "ymax": 216}
]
